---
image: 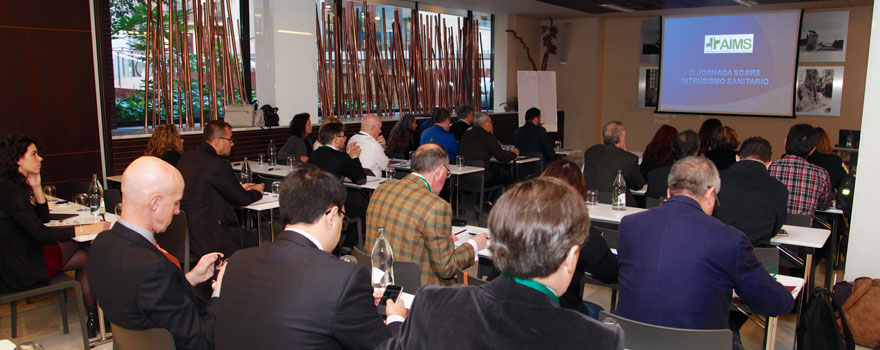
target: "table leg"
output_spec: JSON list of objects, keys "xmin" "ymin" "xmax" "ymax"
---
[
  {"xmin": 256, "ymin": 211, "xmax": 263, "ymax": 246},
  {"xmin": 792, "ymin": 252, "xmax": 814, "ymax": 350},
  {"xmin": 825, "ymin": 215, "xmax": 839, "ymax": 287},
  {"xmin": 270, "ymin": 209, "xmax": 275, "ymax": 242},
  {"xmin": 455, "ymin": 174, "xmax": 461, "ymax": 219},
  {"xmin": 763, "ymin": 315, "xmax": 778, "ymax": 350},
  {"xmin": 98, "ymin": 305, "xmax": 106, "ymax": 340}
]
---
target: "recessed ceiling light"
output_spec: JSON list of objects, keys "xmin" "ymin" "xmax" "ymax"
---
[{"xmin": 599, "ymin": 4, "xmax": 634, "ymax": 12}]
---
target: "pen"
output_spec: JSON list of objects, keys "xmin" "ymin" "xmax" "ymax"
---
[
  {"xmin": 101, "ymin": 213, "xmax": 105, "ymax": 221},
  {"xmin": 56, "ymin": 200, "xmax": 69, "ymax": 204},
  {"xmin": 267, "ymin": 168, "xmax": 274, "ymax": 171},
  {"xmin": 468, "ymin": 232, "xmax": 477, "ymax": 236},
  {"xmin": 453, "ymin": 229, "xmax": 467, "ymax": 235}
]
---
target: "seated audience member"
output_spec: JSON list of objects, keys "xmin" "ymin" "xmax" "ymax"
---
[
  {"xmin": 808, "ymin": 127, "xmax": 847, "ymax": 190},
  {"xmin": 215, "ymin": 164, "xmax": 405, "ymax": 349},
  {"xmin": 646, "ymin": 130, "xmax": 698, "ymax": 199},
  {"xmin": 178, "ymin": 121, "xmax": 263, "ymax": 258},
  {"xmin": 366, "ymin": 144, "xmax": 487, "ymax": 286},
  {"xmin": 1, "ymin": 135, "xmax": 110, "ymax": 337},
  {"xmin": 617, "ymin": 156, "xmax": 794, "ymax": 340},
  {"xmin": 714, "ymin": 137, "xmax": 788, "ymax": 246},
  {"xmin": 583, "ymin": 121, "xmax": 644, "ymax": 206},
  {"xmin": 514, "ymin": 107, "xmax": 556, "ymax": 163},
  {"xmin": 639, "ymin": 124, "xmax": 678, "ymax": 179},
  {"xmin": 460, "ymin": 112, "xmax": 518, "ymax": 188},
  {"xmin": 705, "ymin": 126, "xmax": 739, "ymax": 171},
  {"xmin": 144, "ymin": 124, "xmax": 185, "ymax": 166},
  {"xmin": 449, "ymin": 104, "xmax": 474, "ymax": 142},
  {"xmin": 540, "ymin": 160, "xmax": 619, "ymax": 318},
  {"xmin": 386, "ymin": 113, "xmax": 419, "ymax": 158},
  {"xmin": 349, "ymin": 114, "xmax": 389, "ymax": 176},
  {"xmin": 277, "ymin": 113, "xmax": 312, "ymax": 163},
  {"xmin": 312, "ymin": 116, "xmax": 341, "ymax": 150},
  {"xmin": 89, "ymin": 157, "xmax": 225, "ymax": 350},
  {"xmin": 769, "ymin": 124, "xmax": 832, "ymax": 215},
  {"xmin": 309, "ymin": 122, "xmax": 366, "ymax": 185},
  {"xmin": 377, "ymin": 177, "xmax": 624, "ymax": 350},
  {"xmin": 419, "ymin": 108, "xmax": 459, "ymax": 161},
  {"xmin": 697, "ymin": 118, "xmax": 722, "ymax": 156}
]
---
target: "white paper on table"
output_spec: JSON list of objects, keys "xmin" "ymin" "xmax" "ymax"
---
[
  {"xmin": 249, "ymin": 193, "xmax": 279, "ymax": 206},
  {"xmin": 399, "ymin": 292, "xmax": 414, "ymax": 309}
]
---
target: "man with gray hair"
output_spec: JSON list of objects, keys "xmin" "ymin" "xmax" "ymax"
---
[
  {"xmin": 617, "ymin": 156, "xmax": 794, "ymax": 344},
  {"xmin": 377, "ymin": 177, "xmax": 624, "ymax": 349},
  {"xmin": 459, "ymin": 112, "xmax": 519, "ymax": 188},
  {"xmin": 349, "ymin": 114, "xmax": 389, "ymax": 177},
  {"xmin": 582, "ymin": 121, "xmax": 644, "ymax": 207}
]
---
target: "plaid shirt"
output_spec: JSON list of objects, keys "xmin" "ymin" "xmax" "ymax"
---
[
  {"xmin": 365, "ymin": 174, "xmax": 475, "ymax": 286},
  {"xmin": 768, "ymin": 154, "xmax": 831, "ymax": 215}
]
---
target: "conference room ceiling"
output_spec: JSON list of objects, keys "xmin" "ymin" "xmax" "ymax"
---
[{"xmin": 534, "ymin": 0, "xmax": 829, "ymax": 14}]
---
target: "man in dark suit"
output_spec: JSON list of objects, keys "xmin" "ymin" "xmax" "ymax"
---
[
  {"xmin": 215, "ymin": 164, "xmax": 405, "ymax": 350},
  {"xmin": 514, "ymin": 107, "xmax": 556, "ymax": 163},
  {"xmin": 89, "ymin": 157, "xmax": 226, "ymax": 350},
  {"xmin": 646, "ymin": 130, "xmax": 698, "ymax": 199},
  {"xmin": 583, "ymin": 121, "xmax": 644, "ymax": 207},
  {"xmin": 377, "ymin": 177, "xmax": 624, "ymax": 349},
  {"xmin": 309, "ymin": 122, "xmax": 366, "ymax": 185},
  {"xmin": 617, "ymin": 156, "xmax": 794, "ymax": 338},
  {"xmin": 714, "ymin": 137, "xmax": 788, "ymax": 246},
  {"xmin": 459, "ymin": 112, "xmax": 519, "ymax": 188},
  {"xmin": 449, "ymin": 104, "xmax": 474, "ymax": 141},
  {"xmin": 177, "ymin": 121, "xmax": 264, "ymax": 258}
]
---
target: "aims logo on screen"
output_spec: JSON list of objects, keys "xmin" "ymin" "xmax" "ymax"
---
[{"xmin": 704, "ymin": 34, "xmax": 754, "ymax": 54}]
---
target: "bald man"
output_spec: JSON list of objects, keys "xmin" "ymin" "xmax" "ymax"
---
[
  {"xmin": 349, "ymin": 114, "xmax": 389, "ymax": 176},
  {"xmin": 88, "ymin": 156, "xmax": 226, "ymax": 350}
]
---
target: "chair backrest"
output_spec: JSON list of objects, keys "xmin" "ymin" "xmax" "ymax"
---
[
  {"xmin": 458, "ymin": 159, "xmax": 492, "ymax": 192},
  {"xmin": 385, "ymin": 152, "xmax": 405, "ymax": 160},
  {"xmin": 599, "ymin": 311, "xmax": 733, "ymax": 350},
  {"xmin": 104, "ymin": 189, "xmax": 122, "ymax": 213},
  {"xmin": 255, "ymin": 174, "xmax": 282, "ymax": 187},
  {"xmin": 455, "ymin": 267, "xmax": 488, "ymax": 286},
  {"xmin": 753, "ymin": 247, "xmax": 779, "ymax": 271},
  {"xmin": 592, "ymin": 222, "xmax": 620, "ymax": 249},
  {"xmin": 348, "ymin": 217, "xmax": 364, "ymax": 250},
  {"xmin": 352, "ymin": 247, "xmax": 372, "ymax": 272},
  {"xmin": 111, "ymin": 323, "xmax": 176, "ymax": 350},
  {"xmin": 363, "ymin": 169, "xmax": 375, "ymax": 177},
  {"xmin": 786, "ymin": 214, "xmax": 813, "ymax": 227},
  {"xmin": 392, "ymin": 261, "xmax": 421, "ymax": 293},
  {"xmin": 155, "ymin": 211, "xmax": 191, "ymax": 271},
  {"xmin": 645, "ymin": 196, "xmax": 663, "ymax": 209}
]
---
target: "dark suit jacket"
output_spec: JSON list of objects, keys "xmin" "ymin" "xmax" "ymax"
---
[
  {"xmin": 215, "ymin": 230, "xmax": 399, "ymax": 350},
  {"xmin": 88, "ymin": 223, "xmax": 215, "ymax": 350},
  {"xmin": 459, "ymin": 126, "xmax": 517, "ymax": 172},
  {"xmin": 514, "ymin": 122, "xmax": 556, "ymax": 162},
  {"xmin": 377, "ymin": 276, "xmax": 624, "ymax": 350},
  {"xmin": 583, "ymin": 144, "xmax": 644, "ymax": 207},
  {"xmin": 706, "ymin": 148, "xmax": 737, "ymax": 171},
  {"xmin": 714, "ymin": 160, "xmax": 789, "ymax": 246},
  {"xmin": 617, "ymin": 196, "xmax": 794, "ymax": 329},
  {"xmin": 309, "ymin": 146, "xmax": 367, "ymax": 185},
  {"xmin": 645, "ymin": 165, "xmax": 671, "ymax": 199},
  {"xmin": 0, "ymin": 182, "xmax": 74, "ymax": 292},
  {"xmin": 448, "ymin": 120, "xmax": 470, "ymax": 141},
  {"xmin": 178, "ymin": 143, "xmax": 263, "ymax": 258}
]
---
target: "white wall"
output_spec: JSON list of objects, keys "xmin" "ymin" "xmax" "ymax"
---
[
  {"xmin": 493, "ymin": 14, "xmax": 508, "ymax": 112},
  {"xmin": 845, "ymin": 2, "xmax": 880, "ymax": 281},
  {"xmin": 254, "ymin": 0, "xmax": 319, "ymax": 125}
]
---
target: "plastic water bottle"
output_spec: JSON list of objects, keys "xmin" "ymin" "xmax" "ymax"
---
[
  {"xmin": 612, "ymin": 170, "xmax": 627, "ymax": 211},
  {"xmin": 267, "ymin": 140, "xmax": 277, "ymax": 165},
  {"xmin": 88, "ymin": 174, "xmax": 102, "ymax": 214},
  {"xmin": 240, "ymin": 157, "xmax": 252, "ymax": 183},
  {"xmin": 371, "ymin": 227, "xmax": 395, "ymax": 290}
]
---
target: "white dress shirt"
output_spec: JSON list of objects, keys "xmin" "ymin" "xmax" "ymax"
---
[{"xmin": 349, "ymin": 131, "xmax": 388, "ymax": 177}]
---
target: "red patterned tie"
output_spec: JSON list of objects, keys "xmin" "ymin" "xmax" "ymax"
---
[{"xmin": 153, "ymin": 241, "xmax": 181, "ymax": 269}]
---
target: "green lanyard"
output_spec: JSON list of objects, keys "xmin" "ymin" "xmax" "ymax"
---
[
  {"xmin": 500, "ymin": 273, "xmax": 559, "ymax": 307},
  {"xmin": 414, "ymin": 174, "xmax": 431, "ymax": 192}
]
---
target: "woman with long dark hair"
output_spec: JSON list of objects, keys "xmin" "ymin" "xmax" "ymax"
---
[
  {"xmin": 698, "ymin": 118, "xmax": 722, "ymax": 156},
  {"xmin": 386, "ymin": 114, "xmax": 419, "ymax": 158},
  {"xmin": 640, "ymin": 124, "xmax": 678, "ymax": 179},
  {"xmin": 144, "ymin": 124, "xmax": 184, "ymax": 166},
  {"xmin": 808, "ymin": 127, "xmax": 847, "ymax": 189},
  {"xmin": 278, "ymin": 113, "xmax": 313, "ymax": 163},
  {"xmin": 0, "ymin": 135, "xmax": 110, "ymax": 336}
]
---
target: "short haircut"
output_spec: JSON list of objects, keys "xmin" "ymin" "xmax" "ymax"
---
[
  {"xmin": 672, "ymin": 130, "xmax": 699, "ymax": 160},
  {"xmin": 667, "ymin": 156, "xmax": 720, "ymax": 197},
  {"xmin": 279, "ymin": 164, "xmax": 346, "ymax": 226},
  {"xmin": 540, "ymin": 160, "xmax": 586, "ymax": 200},
  {"xmin": 602, "ymin": 121, "xmax": 625, "ymax": 145},
  {"xmin": 525, "ymin": 107, "xmax": 541, "ymax": 122},
  {"xmin": 318, "ymin": 122, "xmax": 344, "ymax": 145},
  {"xmin": 411, "ymin": 143, "xmax": 448, "ymax": 173},
  {"xmin": 456, "ymin": 104, "xmax": 474, "ymax": 118},
  {"xmin": 290, "ymin": 113, "xmax": 311, "ymax": 138},
  {"xmin": 785, "ymin": 124, "xmax": 818, "ymax": 158},
  {"xmin": 432, "ymin": 108, "xmax": 451, "ymax": 124},
  {"xmin": 739, "ymin": 137, "xmax": 773, "ymax": 162},
  {"xmin": 814, "ymin": 127, "xmax": 833, "ymax": 154},
  {"xmin": 489, "ymin": 177, "xmax": 590, "ymax": 278},
  {"xmin": 204, "ymin": 120, "xmax": 231, "ymax": 142},
  {"xmin": 714, "ymin": 126, "xmax": 739, "ymax": 150},
  {"xmin": 473, "ymin": 112, "xmax": 491, "ymax": 128}
]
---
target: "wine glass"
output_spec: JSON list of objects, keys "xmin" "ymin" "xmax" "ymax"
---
[
  {"xmin": 42, "ymin": 185, "xmax": 56, "ymax": 201},
  {"xmin": 74, "ymin": 193, "xmax": 90, "ymax": 212}
]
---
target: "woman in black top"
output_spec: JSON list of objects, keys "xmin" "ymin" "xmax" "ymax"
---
[
  {"xmin": 808, "ymin": 127, "xmax": 847, "ymax": 190},
  {"xmin": 640, "ymin": 124, "xmax": 678, "ymax": 179},
  {"xmin": 386, "ymin": 114, "xmax": 420, "ymax": 158},
  {"xmin": 0, "ymin": 135, "xmax": 109, "ymax": 335},
  {"xmin": 705, "ymin": 126, "xmax": 739, "ymax": 171},
  {"xmin": 144, "ymin": 124, "xmax": 184, "ymax": 166},
  {"xmin": 278, "ymin": 113, "xmax": 313, "ymax": 163}
]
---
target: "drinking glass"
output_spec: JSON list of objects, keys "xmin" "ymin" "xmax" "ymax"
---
[
  {"xmin": 408, "ymin": 151, "xmax": 414, "ymax": 160},
  {"xmin": 455, "ymin": 155, "xmax": 464, "ymax": 168},
  {"xmin": 385, "ymin": 167, "xmax": 395, "ymax": 181},
  {"xmin": 74, "ymin": 193, "xmax": 90, "ymax": 211},
  {"xmin": 586, "ymin": 190, "xmax": 599, "ymax": 206},
  {"xmin": 42, "ymin": 185, "xmax": 56, "ymax": 201},
  {"xmin": 258, "ymin": 153, "xmax": 266, "ymax": 165},
  {"xmin": 271, "ymin": 181, "xmax": 282, "ymax": 194},
  {"xmin": 287, "ymin": 157, "xmax": 296, "ymax": 167},
  {"xmin": 114, "ymin": 203, "xmax": 123, "ymax": 216},
  {"xmin": 554, "ymin": 140, "xmax": 562, "ymax": 150}
]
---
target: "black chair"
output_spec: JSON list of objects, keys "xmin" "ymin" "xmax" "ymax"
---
[
  {"xmin": 104, "ymin": 189, "xmax": 122, "ymax": 213},
  {"xmin": 393, "ymin": 261, "xmax": 421, "ymax": 294},
  {"xmin": 645, "ymin": 197, "xmax": 663, "ymax": 208},
  {"xmin": 352, "ymin": 247, "xmax": 372, "ymax": 272},
  {"xmin": 385, "ymin": 152, "xmax": 405, "ymax": 160},
  {"xmin": 455, "ymin": 267, "xmax": 488, "ymax": 286},
  {"xmin": 255, "ymin": 174, "xmax": 283, "ymax": 187},
  {"xmin": 458, "ymin": 160, "xmax": 503, "ymax": 221},
  {"xmin": 111, "ymin": 322, "xmax": 175, "ymax": 350},
  {"xmin": 785, "ymin": 214, "xmax": 812, "ymax": 227},
  {"xmin": 599, "ymin": 311, "xmax": 734, "ymax": 350},
  {"xmin": 0, "ymin": 274, "xmax": 89, "ymax": 349},
  {"xmin": 520, "ymin": 152, "xmax": 546, "ymax": 178},
  {"xmin": 156, "ymin": 211, "xmax": 191, "ymax": 271},
  {"xmin": 591, "ymin": 222, "xmax": 620, "ymax": 250}
]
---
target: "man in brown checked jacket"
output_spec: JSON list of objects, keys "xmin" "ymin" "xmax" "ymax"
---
[{"xmin": 366, "ymin": 143, "xmax": 488, "ymax": 286}]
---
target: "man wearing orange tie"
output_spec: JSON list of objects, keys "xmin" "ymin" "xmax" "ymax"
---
[{"xmin": 88, "ymin": 156, "xmax": 226, "ymax": 350}]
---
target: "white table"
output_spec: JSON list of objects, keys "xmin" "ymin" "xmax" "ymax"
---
[
  {"xmin": 242, "ymin": 193, "xmax": 280, "ymax": 244},
  {"xmin": 232, "ymin": 161, "xmax": 295, "ymax": 178},
  {"xmin": 732, "ymin": 275, "xmax": 805, "ymax": 350},
  {"xmin": 344, "ymin": 175, "xmax": 387, "ymax": 191},
  {"xmin": 555, "ymin": 148, "xmax": 581, "ymax": 156},
  {"xmin": 586, "ymin": 202, "xmax": 647, "ymax": 224},
  {"xmin": 491, "ymin": 156, "xmax": 541, "ymax": 180},
  {"xmin": 451, "ymin": 225, "xmax": 491, "ymax": 258},
  {"xmin": 46, "ymin": 199, "xmax": 117, "ymax": 242}
]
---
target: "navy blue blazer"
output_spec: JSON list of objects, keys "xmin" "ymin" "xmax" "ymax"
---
[{"xmin": 616, "ymin": 196, "xmax": 794, "ymax": 329}]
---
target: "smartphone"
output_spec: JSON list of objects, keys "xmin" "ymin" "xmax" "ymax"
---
[{"xmin": 377, "ymin": 284, "xmax": 403, "ymax": 316}]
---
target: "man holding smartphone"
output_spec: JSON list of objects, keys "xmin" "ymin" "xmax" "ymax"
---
[{"xmin": 215, "ymin": 164, "xmax": 406, "ymax": 349}]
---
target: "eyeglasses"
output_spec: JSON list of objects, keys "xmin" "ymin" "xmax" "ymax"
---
[
  {"xmin": 442, "ymin": 164, "xmax": 451, "ymax": 179},
  {"xmin": 325, "ymin": 207, "xmax": 350, "ymax": 229},
  {"xmin": 335, "ymin": 134, "xmax": 346, "ymax": 139},
  {"xmin": 219, "ymin": 137, "xmax": 234, "ymax": 143}
]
